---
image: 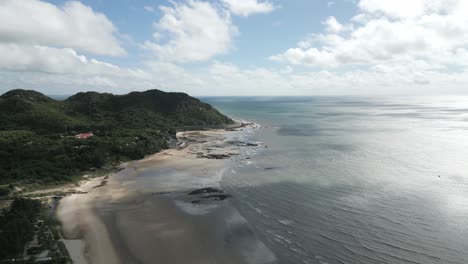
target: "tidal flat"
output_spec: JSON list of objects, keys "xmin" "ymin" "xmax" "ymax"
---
[{"xmin": 56, "ymin": 125, "xmax": 276, "ymax": 264}]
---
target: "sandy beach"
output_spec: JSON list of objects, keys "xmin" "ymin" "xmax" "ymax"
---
[{"xmin": 56, "ymin": 124, "xmax": 276, "ymax": 264}]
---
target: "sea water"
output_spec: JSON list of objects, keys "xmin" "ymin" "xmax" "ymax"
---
[{"xmin": 203, "ymin": 96, "xmax": 468, "ymax": 264}]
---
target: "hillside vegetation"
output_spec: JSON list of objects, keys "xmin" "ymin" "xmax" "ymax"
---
[
  {"xmin": 0, "ymin": 89, "xmax": 233, "ymax": 184},
  {"xmin": 0, "ymin": 199, "xmax": 42, "ymax": 259}
]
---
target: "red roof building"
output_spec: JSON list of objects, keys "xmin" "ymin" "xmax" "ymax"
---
[{"xmin": 75, "ymin": 133, "xmax": 94, "ymax": 139}]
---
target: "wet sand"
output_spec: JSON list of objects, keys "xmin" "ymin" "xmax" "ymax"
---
[{"xmin": 56, "ymin": 125, "xmax": 276, "ymax": 264}]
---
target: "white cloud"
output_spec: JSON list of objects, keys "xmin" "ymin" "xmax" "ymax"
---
[
  {"xmin": 271, "ymin": 0, "xmax": 468, "ymax": 69},
  {"xmin": 0, "ymin": 0, "xmax": 124, "ymax": 56},
  {"xmin": 358, "ymin": 0, "xmax": 426, "ymax": 18},
  {"xmin": 357, "ymin": 0, "xmax": 462, "ymax": 19},
  {"xmin": 323, "ymin": 16, "xmax": 346, "ymax": 33},
  {"xmin": 144, "ymin": 5, "xmax": 155, "ymax": 12},
  {"xmin": 2, "ymin": 0, "xmax": 468, "ymax": 96},
  {"xmin": 0, "ymin": 43, "xmax": 152, "ymax": 87},
  {"xmin": 143, "ymin": 0, "xmax": 238, "ymax": 63},
  {"xmin": 221, "ymin": 0, "xmax": 276, "ymax": 17},
  {"xmin": 6, "ymin": 60, "xmax": 468, "ymax": 96}
]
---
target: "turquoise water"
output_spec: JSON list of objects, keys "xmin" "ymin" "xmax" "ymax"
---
[{"xmin": 204, "ymin": 97, "xmax": 468, "ymax": 264}]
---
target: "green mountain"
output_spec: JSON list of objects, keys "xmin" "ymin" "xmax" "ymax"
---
[
  {"xmin": 0, "ymin": 89, "xmax": 232, "ymax": 133},
  {"xmin": 0, "ymin": 89, "xmax": 233, "ymax": 184}
]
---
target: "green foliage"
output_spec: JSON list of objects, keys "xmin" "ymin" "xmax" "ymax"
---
[
  {"xmin": 0, "ymin": 89, "xmax": 233, "ymax": 184},
  {"xmin": 0, "ymin": 89, "xmax": 232, "ymax": 133},
  {"xmin": 0, "ymin": 198, "xmax": 41, "ymax": 258},
  {"xmin": 0, "ymin": 186, "xmax": 10, "ymax": 196}
]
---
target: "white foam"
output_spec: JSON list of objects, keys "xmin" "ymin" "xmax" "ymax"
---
[
  {"xmin": 278, "ymin": 219, "xmax": 295, "ymax": 226},
  {"xmin": 175, "ymin": 200, "xmax": 220, "ymax": 215}
]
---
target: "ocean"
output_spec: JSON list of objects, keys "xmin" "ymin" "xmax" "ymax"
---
[{"xmin": 203, "ymin": 96, "xmax": 468, "ymax": 264}]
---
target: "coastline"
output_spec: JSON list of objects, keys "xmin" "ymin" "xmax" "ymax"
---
[{"xmin": 56, "ymin": 122, "xmax": 276, "ymax": 264}]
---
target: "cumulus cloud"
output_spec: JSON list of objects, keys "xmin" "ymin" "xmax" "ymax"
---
[
  {"xmin": 0, "ymin": 0, "xmax": 124, "ymax": 56},
  {"xmin": 271, "ymin": 0, "xmax": 468, "ymax": 69},
  {"xmin": 221, "ymin": 0, "xmax": 276, "ymax": 17},
  {"xmin": 6, "ymin": 59, "xmax": 468, "ymax": 96},
  {"xmin": 358, "ymin": 0, "xmax": 427, "ymax": 18},
  {"xmin": 323, "ymin": 16, "xmax": 348, "ymax": 33},
  {"xmin": 358, "ymin": 0, "xmax": 462, "ymax": 19},
  {"xmin": 143, "ymin": 0, "xmax": 238, "ymax": 63},
  {"xmin": 0, "ymin": 43, "xmax": 148, "ymax": 80},
  {"xmin": 2, "ymin": 0, "xmax": 468, "ymax": 96},
  {"xmin": 0, "ymin": 0, "xmax": 142, "ymax": 93}
]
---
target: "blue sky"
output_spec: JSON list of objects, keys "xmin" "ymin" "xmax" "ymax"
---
[
  {"xmin": 67, "ymin": 0, "xmax": 357, "ymax": 68},
  {"xmin": 46, "ymin": 0, "xmax": 356, "ymax": 66},
  {"xmin": 1, "ymin": 0, "xmax": 468, "ymax": 96}
]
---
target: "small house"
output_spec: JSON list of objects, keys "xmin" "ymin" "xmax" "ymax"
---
[{"xmin": 75, "ymin": 132, "xmax": 94, "ymax": 139}]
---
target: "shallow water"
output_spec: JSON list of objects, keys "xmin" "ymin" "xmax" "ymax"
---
[
  {"xmin": 58, "ymin": 129, "xmax": 276, "ymax": 264},
  {"xmin": 204, "ymin": 96, "xmax": 468, "ymax": 264}
]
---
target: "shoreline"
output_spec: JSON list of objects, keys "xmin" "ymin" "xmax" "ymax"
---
[
  {"xmin": 5, "ymin": 121, "xmax": 247, "ymax": 199},
  {"xmin": 56, "ymin": 122, "xmax": 276, "ymax": 264}
]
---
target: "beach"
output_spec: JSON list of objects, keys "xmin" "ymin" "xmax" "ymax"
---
[{"xmin": 56, "ymin": 124, "xmax": 276, "ymax": 264}]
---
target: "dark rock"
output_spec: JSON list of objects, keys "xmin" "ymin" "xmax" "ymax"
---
[
  {"xmin": 92, "ymin": 180, "xmax": 107, "ymax": 188},
  {"xmin": 229, "ymin": 141, "xmax": 259, "ymax": 147},
  {"xmin": 152, "ymin": 191, "xmax": 170, "ymax": 195},
  {"xmin": 188, "ymin": 187, "xmax": 223, "ymax": 195},
  {"xmin": 197, "ymin": 153, "xmax": 238, "ymax": 159},
  {"xmin": 203, "ymin": 194, "xmax": 232, "ymax": 200}
]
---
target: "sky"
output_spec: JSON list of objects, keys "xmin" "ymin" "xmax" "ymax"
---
[{"xmin": 1, "ymin": 0, "xmax": 468, "ymax": 96}]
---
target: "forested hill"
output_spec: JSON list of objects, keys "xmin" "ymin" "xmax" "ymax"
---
[
  {"xmin": 0, "ymin": 89, "xmax": 233, "ymax": 133},
  {"xmin": 0, "ymin": 89, "xmax": 233, "ymax": 185}
]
